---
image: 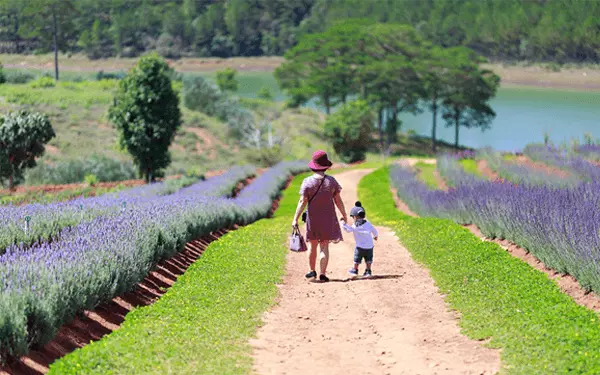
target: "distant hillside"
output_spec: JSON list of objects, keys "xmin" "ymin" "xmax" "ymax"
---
[{"xmin": 0, "ymin": 0, "xmax": 599, "ymax": 63}]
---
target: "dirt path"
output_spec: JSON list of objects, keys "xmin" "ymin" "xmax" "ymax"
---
[{"xmin": 251, "ymin": 169, "xmax": 500, "ymax": 375}]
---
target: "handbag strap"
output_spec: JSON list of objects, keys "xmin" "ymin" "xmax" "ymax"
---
[{"xmin": 308, "ymin": 177, "xmax": 326, "ymax": 205}]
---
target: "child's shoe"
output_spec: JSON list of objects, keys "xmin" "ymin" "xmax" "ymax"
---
[
  {"xmin": 363, "ymin": 269, "xmax": 372, "ymax": 278},
  {"xmin": 348, "ymin": 268, "xmax": 358, "ymax": 276}
]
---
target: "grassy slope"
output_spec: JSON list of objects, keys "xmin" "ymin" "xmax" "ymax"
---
[
  {"xmin": 459, "ymin": 159, "xmax": 483, "ymax": 177},
  {"xmin": 48, "ymin": 173, "xmax": 307, "ymax": 374},
  {"xmin": 360, "ymin": 168, "xmax": 600, "ymax": 374},
  {"xmin": 0, "ymin": 79, "xmax": 325, "ymax": 176},
  {"xmin": 414, "ymin": 162, "xmax": 440, "ymax": 189}
]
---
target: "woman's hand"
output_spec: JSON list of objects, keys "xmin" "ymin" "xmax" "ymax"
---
[{"xmin": 292, "ymin": 219, "xmax": 298, "ymax": 228}]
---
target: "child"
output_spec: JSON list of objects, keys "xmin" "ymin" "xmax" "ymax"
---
[{"xmin": 341, "ymin": 201, "xmax": 378, "ymax": 277}]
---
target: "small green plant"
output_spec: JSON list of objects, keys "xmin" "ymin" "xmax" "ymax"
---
[
  {"xmin": 185, "ymin": 167, "xmax": 204, "ymax": 179},
  {"xmin": 0, "ymin": 64, "xmax": 6, "ymax": 84},
  {"xmin": 584, "ymin": 132, "xmax": 595, "ymax": 145},
  {"xmin": 30, "ymin": 76, "xmax": 56, "ymax": 88},
  {"xmin": 543, "ymin": 131, "xmax": 551, "ymax": 146},
  {"xmin": 258, "ymin": 86, "xmax": 273, "ymax": 100},
  {"xmin": 216, "ymin": 67, "xmax": 238, "ymax": 93},
  {"xmin": 83, "ymin": 174, "xmax": 98, "ymax": 186}
]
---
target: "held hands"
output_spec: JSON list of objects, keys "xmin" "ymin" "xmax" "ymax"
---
[{"xmin": 374, "ymin": 236, "xmax": 379, "ymax": 241}]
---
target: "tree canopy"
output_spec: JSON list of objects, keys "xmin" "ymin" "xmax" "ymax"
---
[
  {"xmin": 277, "ymin": 20, "xmax": 500, "ymax": 153},
  {"xmin": 0, "ymin": 0, "xmax": 598, "ymax": 63},
  {"xmin": 109, "ymin": 53, "xmax": 182, "ymax": 182}
]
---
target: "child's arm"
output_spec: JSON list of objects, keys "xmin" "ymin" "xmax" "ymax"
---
[
  {"xmin": 370, "ymin": 223, "xmax": 379, "ymax": 240},
  {"xmin": 341, "ymin": 221, "xmax": 354, "ymax": 233}
]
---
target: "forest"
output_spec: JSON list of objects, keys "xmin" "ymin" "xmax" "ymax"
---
[{"xmin": 1, "ymin": 0, "xmax": 599, "ymax": 63}]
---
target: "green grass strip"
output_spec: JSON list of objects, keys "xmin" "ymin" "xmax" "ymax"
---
[
  {"xmin": 48, "ymin": 175, "xmax": 307, "ymax": 374},
  {"xmin": 359, "ymin": 168, "xmax": 600, "ymax": 375},
  {"xmin": 459, "ymin": 159, "xmax": 482, "ymax": 177},
  {"xmin": 415, "ymin": 161, "xmax": 440, "ymax": 189}
]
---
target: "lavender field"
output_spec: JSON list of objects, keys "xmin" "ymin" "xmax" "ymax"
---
[
  {"xmin": 0, "ymin": 161, "xmax": 306, "ymax": 360},
  {"xmin": 392, "ymin": 146, "xmax": 600, "ymax": 296}
]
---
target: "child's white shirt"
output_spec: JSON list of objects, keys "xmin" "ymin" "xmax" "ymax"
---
[{"xmin": 342, "ymin": 220, "xmax": 378, "ymax": 249}]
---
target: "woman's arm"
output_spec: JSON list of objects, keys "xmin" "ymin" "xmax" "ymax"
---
[
  {"xmin": 292, "ymin": 196, "xmax": 308, "ymax": 227},
  {"xmin": 333, "ymin": 192, "xmax": 348, "ymax": 222}
]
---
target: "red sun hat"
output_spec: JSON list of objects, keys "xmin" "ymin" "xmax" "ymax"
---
[{"xmin": 308, "ymin": 150, "xmax": 333, "ymax": 171}]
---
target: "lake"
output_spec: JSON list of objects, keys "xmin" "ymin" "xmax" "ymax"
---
[{"xmin": 210, "ymin": 72, "xmax": 600, "ymax": 151}]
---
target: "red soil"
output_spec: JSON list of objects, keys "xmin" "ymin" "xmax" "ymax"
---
[
  {"xmin": 433, "ymin": 169, "xmax": 449, "ymax": 191},
  {"xmin": 477, "ymin": 159, "xmax": 500, "ymax": 181},
  {"xmin": 512, "ymin": 155, "xmax": 572, "ymax": 178}
]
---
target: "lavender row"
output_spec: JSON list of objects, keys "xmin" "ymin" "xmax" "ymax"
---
[
  {"xmin": 524, "ymin": 144, "xmax": 600, "ymax": 182},
  {"xmin": 436, "ymin": 155, "xmax": 483, "ymax": 187},
  {"xmin": 390, "ymin": 165, "xmax": 600, "ymax": 295},
  {"xmin": 0, "ymin": 165, "xmax": 256, "ymax": 255},
  {"xmin": 0, "ymin": 161, "xmax": 306, "ymax": 359},
  {"xmin": 478, "ymin": 148, "xmax": 579, "ymax": 187},
  {"xmin": 574, "ymin": 144, "xmax": 600, "ymax": 162}
]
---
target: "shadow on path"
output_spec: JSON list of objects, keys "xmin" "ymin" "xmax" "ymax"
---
[{"xmin": 309, "ymin": 274, "xmax": 404, "ymax": 284}]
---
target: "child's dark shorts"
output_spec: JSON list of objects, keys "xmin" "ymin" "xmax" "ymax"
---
[{"xmin": 354, "ymin": 247, "xmax": 373, "ymax": 264}]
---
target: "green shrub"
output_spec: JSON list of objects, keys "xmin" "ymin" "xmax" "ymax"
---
[
  {"xmin": 182, "ymin": 76, "xmax": 226, "ymax": 117},
  {"xmin": 257, "ymin": 86, "xmax": 273, "ymax": 100},
  {"xmin": 4, "ymin": 71, "xmax": 35, "ymax": 84},
  {"xmin": 29, "ymin": 76, "xmax": 56, "ymax": 88},
  {"xmin": 216, "ymin": 67, "xmax": 238, "ymax": 92},
  {"xmin": 25, "ymin": 155, "xmax": 137, "ymax": 185},
  {"xmin": 84, "ymin": 174, "xmax": 98, "ymax": 186},
  {"xmin": 0, "ymin": 64, "xmax": 6, "ymax": 84},
  {"xmin": 0, "ymin": 111, "xmax": 55, "ymax": 189},
  {"xmin": 109, "ymin": 53, "xmax": 182, "ymax": 182},
  {"xmin": 96, "ymin": 70, "xmax": 126, "ymax": 80},
  {"xmin": 324, "ymin": 99, "xmax": 374, "ymax": 163}
]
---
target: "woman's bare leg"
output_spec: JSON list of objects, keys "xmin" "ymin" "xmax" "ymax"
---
[
  {"xmin": 309, "ymin": 240, "xmax": 319, "ymax": 271},
  {"xmin": 319, "ymin": 241, "xmax": 330, "ymax": 275}
]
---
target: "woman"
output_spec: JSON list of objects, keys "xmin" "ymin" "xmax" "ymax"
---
[{"xmin": 292, "ymin": 150, "xmax": 348, "ymax": 282}]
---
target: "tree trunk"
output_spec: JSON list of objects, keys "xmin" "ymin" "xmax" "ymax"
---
[
  {"xmin": 146, "ymin": 167, "xmax": 153, "ymax": 183},
  {"xmin": 378, "ymin": 107, "xmax": 384, "ymax": 157},
  {"xmin": 454, "ymin": 110, "xmax": 460, "ymax": 149},
  {"xmin": 13, "ymin": 13, "xmax": 20, "ymax": 52},
  {"xmin": 389, "ymin": 104, "xmax": 398, "ymax": 145},
  {"xmin": 431, "ymin": 97, "xmax": 438, "ymax": 152},
  {"xmin": 8, "ymin": 173, "xmax": 14, "ymax": 192},
  {"xmin": 52, "ymin": 9, "xmax": 59, "ymax": 81}
]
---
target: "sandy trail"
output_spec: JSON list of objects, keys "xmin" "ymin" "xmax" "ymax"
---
[{"xmin": 251, "ymin": 169, "xmax": 500, "ymax": 375}]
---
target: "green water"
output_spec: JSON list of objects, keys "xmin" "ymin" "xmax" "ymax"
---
[
  {"xmin": 224, "ymin": 72, "xmax": 600, "ymax": 151},
  {"xmin": 399, "ymin": 86, "xmax": 600, "ymax": 151}
]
